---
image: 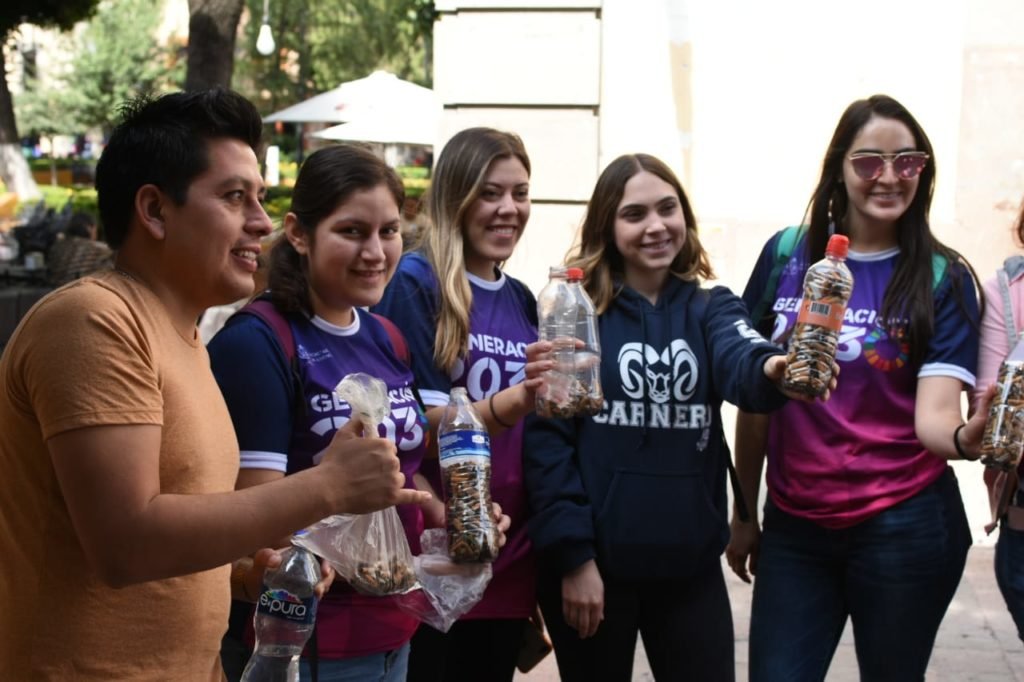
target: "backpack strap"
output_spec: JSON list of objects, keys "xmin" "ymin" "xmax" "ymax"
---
[
  {"xmin": 1000, "ymin": 255, "xmax": 1024, "ymax": 347},
  {"xmin": 749, "ymin": 225, "xmax": 806, "ymax": 327},
  {"xmin": 930, "ymin": 253, "xmax": 948, "ymax": 292},
  {"xmin": 371, "ymin": 312, "xmax": 410, "ymax": 366},
  {"xmin": 231, "ymin": 297, "xmax": 304, "ymax": 417},
  {"xmin": 238, "ymin": 298, "xmax": 296, "ymax": 362},
  {"xmin": 370, "ymin": 312, "xmax": 428, "ymax": 416}
]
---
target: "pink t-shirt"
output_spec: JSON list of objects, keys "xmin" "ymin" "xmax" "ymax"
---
[
  {"xmin": 975, "ymin": 267, "xmax": 1024, "ymax": 401},
  {"xmin": 743, "ymin": 238, "xmax": 979, "ymax": 528}
]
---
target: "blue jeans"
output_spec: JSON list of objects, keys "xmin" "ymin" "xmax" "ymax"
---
[
  {"xmin": 995, "ymin": 513, "xmax": 1024, "ymax": 641},
  {"xmin": 299, "ymin": 643, "xmax": 410, "ymax": 682},
  {"xmin": 749, "ymin": 468, "xmax": 970, "ymax": 682}
]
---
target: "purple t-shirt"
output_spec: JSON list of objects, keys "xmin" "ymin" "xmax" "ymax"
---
[
  {"xmin": 743, "ymin": 235, "xmax": 978, "ymax": 528},
  {"xmin": 209, "ymin": 308, "xmax": 426, "ymax": 658},
  {"xmin": 375, "ymin": 252, "xmax": 538, "ymax": 619}
]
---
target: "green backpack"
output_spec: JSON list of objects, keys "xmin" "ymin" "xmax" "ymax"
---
[{"xmin": 748, "ymin": 225, "xmax": 949, "ymax": 327}]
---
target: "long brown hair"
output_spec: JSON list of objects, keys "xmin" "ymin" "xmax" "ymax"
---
[
  {"xmin": 566, "ymin": 153, "xmax": 712, "ymax": 313},
  {"xmin": 418, "ymin": 127, "xmax": 531, "ymax": 372}
]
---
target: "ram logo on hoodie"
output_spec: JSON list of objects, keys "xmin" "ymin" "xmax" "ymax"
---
[{"xmin": 618, "ymin": 340, "xmax": 699, "ymax": 404}]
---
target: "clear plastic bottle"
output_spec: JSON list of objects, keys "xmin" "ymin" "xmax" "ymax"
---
[
  {"xmin": 781, "ymin": 234, "xmax": 854, "ymax": 398},
  {"xmin": 980, "ymin": 348, "xmax": 1024, "ymax": 471},
  {"xmin": 536, "ymin": 266, "xmax": 603, "ymax": 418},
  {"xmin": 240, "ymin": 540, "xmax": 320, "ymax": 682},
  {"xmin": 438, "ymin": 387, "xmax": 497, "ymax": 562}
]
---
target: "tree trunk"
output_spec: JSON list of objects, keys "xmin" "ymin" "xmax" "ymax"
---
[
  {"xmin": 184, "ymin": 0, "xmax": 245, "ymax": 91},
  {"xmin": 0, "ymin": 46, "xmax": 41, "ymax": 202}
]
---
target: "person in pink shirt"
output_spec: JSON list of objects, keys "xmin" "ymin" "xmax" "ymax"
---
[{"xmin": 975, "ymin": 198, "xmax": 1024, "ymax": 642}]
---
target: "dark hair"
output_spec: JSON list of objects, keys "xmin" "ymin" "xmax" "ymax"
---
[
  {"xmin": 1015, "ymin": 197, "xmax": 1024, "ymax": 246},
  {"xmin": 566, "ymin": 153, "xmax": 712, "ymax": 313},
  {"xmin": 66, "ymin": 211, "xmax": 96, "ymax": 239},
  {"xmin": 95, "ymin": 89, "xmax": 263, "ymax": 249},
  {"xmin": 268, "ymin": 144, "xmax": 404, "ymax": 316},
  {"xmin": 804, "ymin": 94, "xmax": 978, "ymax": 365}
]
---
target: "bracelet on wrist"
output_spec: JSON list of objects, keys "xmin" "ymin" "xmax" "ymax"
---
[
  {"xmin": 953, "ymin": 423, "xmax": 980, "ymax": 461},
  {"xmin": 489, "ymin": 392, "xmax": 515, "ymax": 429}
]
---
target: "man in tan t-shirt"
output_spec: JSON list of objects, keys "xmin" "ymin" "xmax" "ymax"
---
[{"xmin": 0, "ymin": 90, "xmax": 430, "ymax": 681}]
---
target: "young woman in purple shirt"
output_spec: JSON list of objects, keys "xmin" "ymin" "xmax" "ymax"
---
[
  {"xmin": 375, "ymin": 127, "xmax": 551, "ymax": 682},
  {"xmin": 727, "ymin": 94, "xmax": 990, "ymax": 681}
]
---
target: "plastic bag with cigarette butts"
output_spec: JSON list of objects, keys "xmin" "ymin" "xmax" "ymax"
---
[
  {"xmin": 394, "ymin": 529, "xmax": 493, "ymax": 632},
  {"xmin": 297, "ymin": 373, "xmax": 493, "ymax": 628},
  {"xmin": 294, "ymin": 373, "xmax": 419, "ymax": 596}
]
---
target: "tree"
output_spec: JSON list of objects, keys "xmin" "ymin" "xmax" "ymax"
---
[
  {"xmin": 0, "ymin": 0, "xmax": 100, "ymax": 200},
  {"xmin": 233, "ymin": 0, "xmax": 435, "ymax": 120},
  {"xmin": 16, "ymin": 0, "xmax": 178, "ymax": 144},
  {"xmin": 63, "ymin": 0, "xmax": 179, "ymax": 135},
  {"xmin": 185, "ymin": 0, "xmax": 245, "ymax": 90}
]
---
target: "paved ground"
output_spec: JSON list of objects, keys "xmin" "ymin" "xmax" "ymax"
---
[{"xmin": 516, "ymin": 461, "xmax": 1024, "ymax": 681}]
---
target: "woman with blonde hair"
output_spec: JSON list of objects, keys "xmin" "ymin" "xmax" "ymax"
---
[{"xmin": 375, "ymin": 127, "xmax": 551, "ymax": 682}]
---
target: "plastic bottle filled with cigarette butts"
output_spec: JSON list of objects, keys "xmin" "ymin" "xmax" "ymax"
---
[
  {"xmin": 980, "ymin": 339, "xmax": 1024, "ymax": 471},
  {"xmin": 782, "ymin": 234, "xmax": 854, "ymax": 398},
  {"xmin": 438, "ymin": 388, "xmax": 498, "ymax": 562},
  {"xmin": 536, "ymin": 266, "xmax": 603, "ymax": 418}
]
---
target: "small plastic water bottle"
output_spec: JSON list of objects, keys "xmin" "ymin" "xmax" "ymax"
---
[
  {"xmin": 536, "ymin": 266, "xmax": 603, "ymax": 417},
  {"xmin": 240, "ymin": 540, "xmax": 320, "ymax": 682},
  {"xmin": 439, "ymin": 388, "xmax": 498, "ymax": 562},
  {"xmin": 782, "ymin": 234, "xmax": 854, "ymax": 397}
]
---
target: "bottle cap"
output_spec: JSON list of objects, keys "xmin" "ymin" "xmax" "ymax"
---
[
  {"xmin": 548, "ymin": 266, "xmax": 567, "ymax": 278},
  {"xmin": 825, "ymin": 234, "xmax": 849, "ymax": 259},
  {"xmin": 566, "ymin": 267, "xmax": 584, "ymax": 281}
]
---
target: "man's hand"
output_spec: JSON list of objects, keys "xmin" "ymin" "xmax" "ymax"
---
[
  {"xmin": 562, "ymin": 559, "xmax": 604, "ymax": 639},
  {"xmin": 319, "ymin": 419, "xmax": 431, "ymax": 514},
  {"xmin": 725, "ymin": 515, "xmax": 760, "ymax": 584}
]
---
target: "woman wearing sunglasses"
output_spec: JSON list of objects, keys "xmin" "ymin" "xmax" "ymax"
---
[{"xmin": 726, "ymin": 94, "xmax": 989, "ymax": 681}]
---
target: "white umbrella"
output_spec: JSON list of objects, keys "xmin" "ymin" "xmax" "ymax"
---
[
  {"xmin": 264, "ymin": 70, "xmax": 440, "ymax": 126},
  {"xmin": 312, "ymin": 114, "xmax": 438, "ymax": 147}
]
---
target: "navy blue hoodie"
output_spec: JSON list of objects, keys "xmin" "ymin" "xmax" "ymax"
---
[{"xmin": 523, "ymin": 277, "xmax": 787, "ymax": 582}]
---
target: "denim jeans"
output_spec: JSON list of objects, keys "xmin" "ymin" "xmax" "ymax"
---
[
  {"xmin": 749, "ymin": 468, "xmax": 970, "ymax": 682},
  {"xmin": 299, "ymin": 643, "xmax": 410, "ymax": 682},
  {"xmin": 995, "ymin": 509, "xmax": 1024, "ymax": 641}
]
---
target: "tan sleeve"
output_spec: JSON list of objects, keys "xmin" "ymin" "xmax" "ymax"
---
[{"xmin": 17, "ymin": 284, "xmax": 164, "ymax": 441}]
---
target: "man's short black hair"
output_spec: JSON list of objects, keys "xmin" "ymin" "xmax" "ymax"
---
[{"xmin": 95, "ymin": 89, "xmax": 263, "ymax": 249}]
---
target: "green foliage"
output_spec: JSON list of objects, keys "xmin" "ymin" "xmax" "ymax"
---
[
  {"xmin": 63, "ymin": 0, "xmax": 182, "ymax": 133},
  {"xmin": 235, "ymin": 0, "xmax": 435, "ymax": 118},
  {"xmin": 15, "ymin": 0, "xmax": 182, "ymax": 138},
  {"xmin": 15, "ymin": 185, "xmax": 98, "ymax": 219},
  {"xmin": 22, "ymin": 184, "xmax": 72, "ymax": 211}
]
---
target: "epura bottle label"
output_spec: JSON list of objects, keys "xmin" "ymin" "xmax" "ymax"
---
[
  {"xmin": 439, "ymin": 430, "xmax": 491, "ymax": 466},
  {"xmin": 256, "ymin": 587, "xmax": 317, "ymax": 625}
]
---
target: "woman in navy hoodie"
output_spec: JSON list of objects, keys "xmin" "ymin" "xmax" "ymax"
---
[{"xmin": 523, "ymin": 154, "xmax": 821, "ymax": 681}]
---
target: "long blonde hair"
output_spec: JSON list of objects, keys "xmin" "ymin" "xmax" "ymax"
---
[
  {"xmin": 418, "ymin": 127, "xmax": 531, "ymax": 372},
  {"xmin": 567, "ymin": 153, "xmax": 712, "ymax": 313}
]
